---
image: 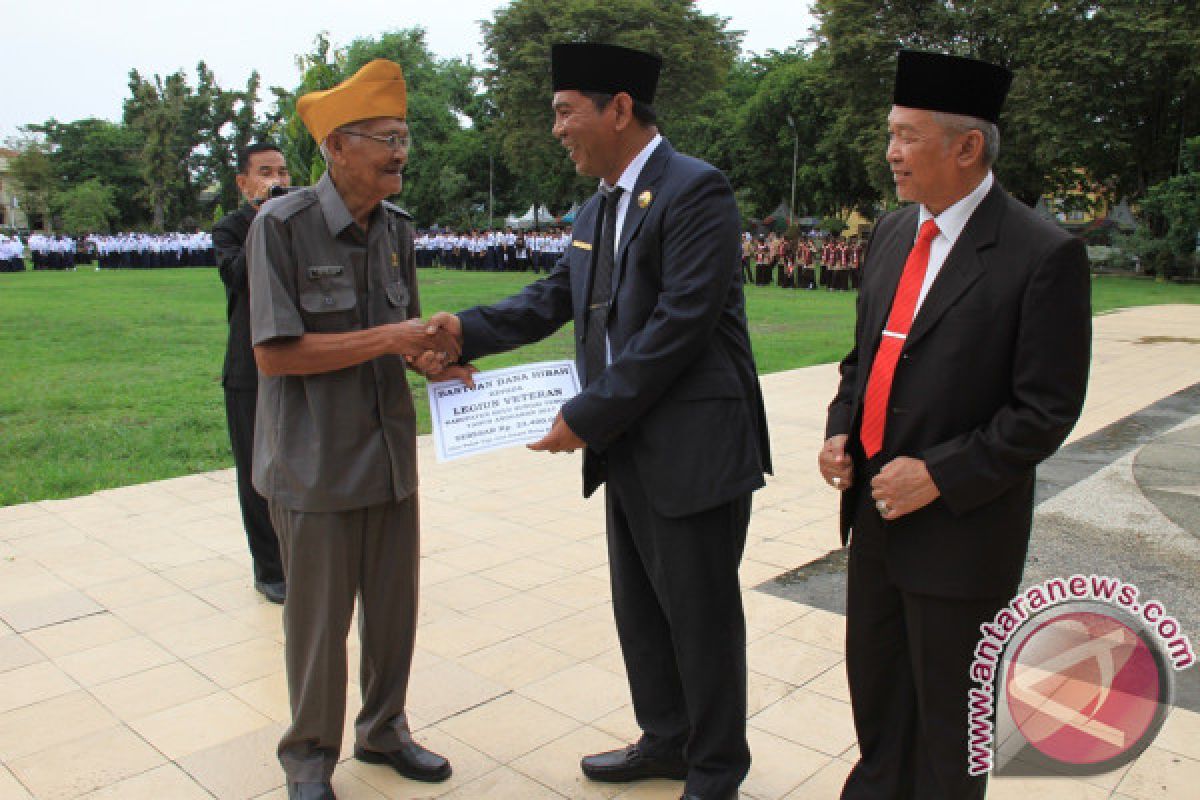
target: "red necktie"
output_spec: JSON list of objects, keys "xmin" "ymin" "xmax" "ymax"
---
[{"xmin": 859, "ymin": 219, "xmax": 939, "ymax": 458}]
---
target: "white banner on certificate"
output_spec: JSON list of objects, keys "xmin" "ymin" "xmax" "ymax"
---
[{"xmin": 427, "ymin": 360, "xmax": 581, "ymax": 462}]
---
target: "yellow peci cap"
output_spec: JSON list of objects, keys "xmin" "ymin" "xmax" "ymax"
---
[{"xmin": 297, "ymin": 59, "xmax": 408, "ymax": 144}]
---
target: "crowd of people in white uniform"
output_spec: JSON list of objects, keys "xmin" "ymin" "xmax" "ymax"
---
[
  {"xmin": 0, "ymin": 232, "xmax": 216, "ymax": 270},
  {"xmin": 0, "ymin": 234, "xmax": 26, "ymax": 272},
  {"xmin": 3, "ymin": 224, "xmax": 866, "ymax": 292},
  {"xmin": 88, "ymin": 232, "xmax": 215, "ymax": 268},
  {"xmin": 415, "ymin": 228, "xmax": 572, "ymax": 272}
]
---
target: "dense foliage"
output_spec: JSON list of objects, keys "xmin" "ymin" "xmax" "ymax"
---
[{"xmin": 6, "ymin": 0, "xmax": 1197, "ymax": 265}]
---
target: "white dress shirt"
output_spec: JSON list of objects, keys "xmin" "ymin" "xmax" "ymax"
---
[
  {"xmin": 915, "ymin": 171, "xmax": 993, "ymax": 314},
  {"xmin": 595, "ymin": 132, "xmax": 663, "ymax": 363},
  {"xmin": 601, "ymin": 132, "xmax": 663, "ymax": 248}
]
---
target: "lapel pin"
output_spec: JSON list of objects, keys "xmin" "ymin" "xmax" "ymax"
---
[{"xmin": 638, "ymin": 190, "xmax": 653, "ymax": 209}]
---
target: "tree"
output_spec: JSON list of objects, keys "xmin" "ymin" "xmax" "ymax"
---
[
  {"xmin": 669, "ymin": 56, "xmax": 759, "ymax": 185},
  {"xmin": 723, "ymin": 51, "xmax": 845, "ymax": 219},
  {"xmin": 481, "ymin": 0, "xmax": 741, "ymax": 216},
  {"xmin": 819, "ymin": 215, "xmax": 848, "ymax": 237},
  {"xmin": 809, "ymin": 0, "xmax": 929, "ymax": 216},
  {"xmin": 1131, "ymin": 136, "xmax": 1200, "ymax": 278},
  {"xmin": 124, "ymin": 69, "xmax": 193, "ymax": 230},
  {"xmin": 6, "ymin": 135, "xmax": 56, "ymax": 230},
  {"xmin": 56, "ymin": 179, "xmax": 117, "ymax": 235},
  {"xmin": 202, "ymin": 70, "xmax": 271, "ymax": 217},
  {"xmin": 124, "ymin": 62, "xmax": 262, "ymax": 230},
  {"xmin": 275, "ymin": 29, "xmax": 480, "ymax": 226},
  {"xmin": 810, "ymin": 0, "xmax": 1200, "ymax": 209},
  {"xmin": 21, "ymin": 118, "xmax": 145, "ymax": 228}
]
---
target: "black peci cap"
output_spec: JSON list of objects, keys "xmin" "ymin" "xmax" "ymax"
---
[
  {"xmin": 893, "ymin": 50, "xmax": 1013, "ymax": 125},
  {"xmin": 551, "ymin": 42, "xmax": 662, "ymax": 105}
]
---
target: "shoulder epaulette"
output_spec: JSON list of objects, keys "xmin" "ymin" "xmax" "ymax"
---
[
  {"xmin": 382, "ymin": 200, "xmax": 413, "ymax": 220},
  {"xmin": 263, "ymin": 187, "xmax": 319, "ymax": 222}
]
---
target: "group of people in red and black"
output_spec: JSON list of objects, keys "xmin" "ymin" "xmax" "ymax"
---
[{"xmin": 742, "ymin": 232, "xmax": 864, "ymax": 291}]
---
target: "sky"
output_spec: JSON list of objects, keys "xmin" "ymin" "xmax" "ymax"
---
[{"xmin": 1, "ymin": 1, "xmax": 816, "ymax": 142}]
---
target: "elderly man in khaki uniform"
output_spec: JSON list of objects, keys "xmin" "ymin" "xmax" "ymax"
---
[{"xmin": 247, "ymin": 59, "xmax": 458, "ymax": 800}]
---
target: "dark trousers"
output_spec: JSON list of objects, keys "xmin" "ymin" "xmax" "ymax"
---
[
  {"xmin": 270, "ymin": 498, "xmax": 420, "ymax": 782},
  {"xmin": 224, "ymin": 388, "xmax": 283, "ymax": 584},
  {"xmin": 605, "ymin": 448, "xmax": 752, "ymax": 798},
  {"xmin": 842, "ymin": 487, "xmax": 1006, "ymax": 800}
]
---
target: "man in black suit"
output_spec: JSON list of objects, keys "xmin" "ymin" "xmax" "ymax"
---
[
  {"xmin": 818, "ymin": 51, "xmax": 1092, "ymax": 799},
  {"xmin": 428, "ymin": 42, "xmax": 771, "ymax": 800},
  {"xmin": 213, "ymin": 142, "xmax": 290, "ymax": 604}
]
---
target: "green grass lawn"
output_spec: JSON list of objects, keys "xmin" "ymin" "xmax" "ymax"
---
[{"xmin": 1, "ymin": 267, "xmax": 1196, "ymax": 506}]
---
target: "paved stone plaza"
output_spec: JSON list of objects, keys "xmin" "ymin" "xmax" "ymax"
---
[{"xmin": 1, "ymin": 305, "xmax": 1198, "ymax": 799}]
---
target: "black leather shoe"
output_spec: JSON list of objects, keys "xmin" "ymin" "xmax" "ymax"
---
[
  {"xmin": 581, "ymin": 743, "xmax": 688, "ymax": 783},
  {"xmin": 354, "ymin": 742, "xmax": 452, "ymax": 783},
  {"xmin": 286, "ymin": 781, "xmax": 335, "ymax": 800},
  {"xmin": 255, "ymin": 580, "xmax": 286, "ymax": 604}
]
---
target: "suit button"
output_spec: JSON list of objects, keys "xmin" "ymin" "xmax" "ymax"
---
[{"xmin": 323, "ymin": 296, "xmax": 334, "ymax": 306}]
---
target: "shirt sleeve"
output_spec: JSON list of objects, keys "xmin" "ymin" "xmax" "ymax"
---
[
  {"xmin": 213, "ymin": 215, "xmax": 247, "ymax": 289},
  {"xmin": 247, "ymin": 211, "xmax": 305, "ymax": 346}
]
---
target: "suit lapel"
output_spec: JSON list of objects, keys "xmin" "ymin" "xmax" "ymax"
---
[
  {"xmin": 572, "ymin": 192, "xmax": 606, "ymax": 318},
  {"xmin": 614, "ymin": 139, "xmax": 672, "ymax": 290},
  {"xmin": 905, "ymin": 184, "xmax": 1006, "ymax": 351}
]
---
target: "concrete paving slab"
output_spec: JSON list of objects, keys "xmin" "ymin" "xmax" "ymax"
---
[{"xmin": 1, "ymin": 305, "xmax": 1199, "ymax": 798}]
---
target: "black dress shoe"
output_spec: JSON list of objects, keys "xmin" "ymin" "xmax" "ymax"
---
[
  {"xmin": 255, "ymin": 580, "xmax": 286, "ymax": 604},
  {"xmin": 580, "ymin": 743, "xmax": 688, "ymax": 783},
  {"xmin": 286, "ymin": 781, "xmax": 335, "ymax": 800},
  {"xmin": 354, "ymin": 741, "xmax": 452, "ymax": 783}
]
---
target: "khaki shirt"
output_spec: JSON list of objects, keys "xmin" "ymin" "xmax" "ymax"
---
[{"xmin": 247, "ymin": 172, "xmax": 420, "ymax": 512}]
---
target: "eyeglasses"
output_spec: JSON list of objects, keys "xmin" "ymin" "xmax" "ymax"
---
[{"xmin": 341, "ymin": 129, "xmax": 412, "ymax": 151}]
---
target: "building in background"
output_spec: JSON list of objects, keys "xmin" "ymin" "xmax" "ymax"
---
[{"xmin": 0, "ymin": 148, "xmax": 31, "ymax": 230}]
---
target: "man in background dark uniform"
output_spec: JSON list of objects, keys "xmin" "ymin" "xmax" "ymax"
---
[{"xmin": 213, "ymin": 142, "xmax": 291, "ymax": 604}]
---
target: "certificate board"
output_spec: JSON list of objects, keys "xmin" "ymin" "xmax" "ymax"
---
[{"xmin": 427, "ymin": 360, "xmax": 581, "ymax": 462}]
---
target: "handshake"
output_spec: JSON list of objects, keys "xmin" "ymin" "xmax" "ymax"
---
[
  {"xmin": 392, "ymin": 312, "xmax": 583, "ymax": 453},
  {"xmin": 394, "ymin": 312, "xmax": 478, "ymax": 387}
]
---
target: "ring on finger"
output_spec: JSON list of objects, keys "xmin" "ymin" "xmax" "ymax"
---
[{"xmin": 876, "ymin": 499, "xmax": 889, "ymax": 515}]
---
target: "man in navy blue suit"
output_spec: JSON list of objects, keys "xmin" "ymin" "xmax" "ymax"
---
[{"xmin": 428, "ymin": 42, "xmax": 772, "ymax": 800}]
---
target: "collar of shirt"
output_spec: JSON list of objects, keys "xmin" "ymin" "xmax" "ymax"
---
[
  {"xmin": 601, "ymin": 132, "xmax": 663, "ymax": 196},
  {"xmin": 316, "ymin": 172, "xmax": 355, "ymax": 238},
  {"xmin": 599, "ymin": 133, "xmax": 662, "ymax": 247},
  {"xmin": 912, "ymin": 171, "xmax": 994, "ymax": 313},
  {"xmin": 316, "ymin": 171, "xmax": 380, "ymax": 240},
  {"xmin": 918, "ymin": 170, "xmax": 994, "ymax": 248}
]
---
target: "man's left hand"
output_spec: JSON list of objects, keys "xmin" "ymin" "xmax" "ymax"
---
[
  {"xmin": 870, "ymin": 457, "xmax": 940, "ymax": 520},
  {"xmin": 527, "ymin": 412, "xmax": 585, "ymax": 453}
]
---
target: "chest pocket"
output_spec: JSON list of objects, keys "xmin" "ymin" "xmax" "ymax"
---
[{"xmin": 298, "ymin": 265, "xmax": 359, "ymax": 332}]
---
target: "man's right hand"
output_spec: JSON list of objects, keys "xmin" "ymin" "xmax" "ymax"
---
[
  {"xmin": 818, "ymin": 434, "xmax": 854, "ymax": 491},
  {"xmin": 425, "ymin": 312, "xmax": 463, "ymax": 346},
  {"xmin": 246, "ymin": 179, "xmax": 273, "ymax": 208},
  {"xmin": 388, "ymin": 319, "xmax": 461, "ymax": 364}
]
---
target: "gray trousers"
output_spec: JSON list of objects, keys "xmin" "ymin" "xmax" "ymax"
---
[{"xmin": 269, "ymin": 497, "xmax": 420, "ymax": 782}]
